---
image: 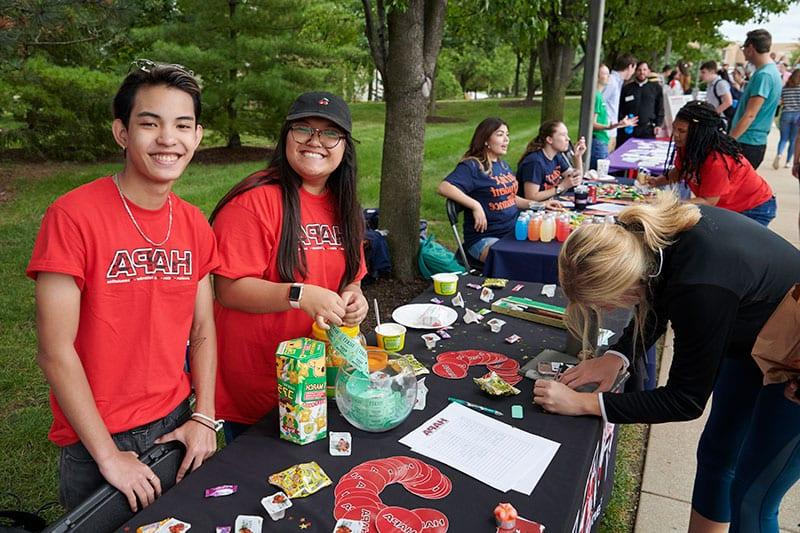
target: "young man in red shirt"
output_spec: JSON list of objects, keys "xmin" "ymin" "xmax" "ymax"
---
[{"xmin": 27, "ymin": 61, "xmax": 219, "ymax": 512}]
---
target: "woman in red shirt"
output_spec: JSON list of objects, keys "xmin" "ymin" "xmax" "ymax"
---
[
  {"xmin": 209, "ymin": 92, "xmax": 368, "ymax": 441},
  {"xmin": 650, "ymin": 101, "xmax": 775, "ymax": 226}
]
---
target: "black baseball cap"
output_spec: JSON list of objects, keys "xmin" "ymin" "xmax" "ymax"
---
[{"xmin": 286, "ymin": 91, "xmax": 352, "ymax": 134}]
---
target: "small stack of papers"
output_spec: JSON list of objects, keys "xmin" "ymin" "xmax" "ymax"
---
[{"xmin": 399, "ymin": 402, "xmax": 560, "ymax": 495}]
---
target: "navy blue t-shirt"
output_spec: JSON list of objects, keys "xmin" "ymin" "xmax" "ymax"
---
[
  {"xmin": 517, "ymin": 150, "xmax": 570, "ymax": 191},
  {"xmin": 444, "ymin": 159, "xmax": 519, "ymax": 251}
]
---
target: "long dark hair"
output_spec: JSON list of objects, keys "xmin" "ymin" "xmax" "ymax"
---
[
  {"xmin": 671, "ymin": 101, "xmax": 743, "ymax": 185},
  {"xmin": 518, "ymin": 120, "xmax": 563, "ymax": 166},
  {"xmin": 461, "ymin": 117, "xmax": 507, "ymax": 174},
  {"xmin": 210, "ymin": 120, "xmax": 363, "ymax": 291},
  {"xmin": 787, "ymin": 69, "xmax": 800, "ymax": 89}
]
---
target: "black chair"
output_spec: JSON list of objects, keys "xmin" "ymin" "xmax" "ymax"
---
[
  {"xmin": 44, "ymin": 442, "xmax": 185, "ymax": 533},
  {"xmin": 445, "ymin": 199, "xmax": 483, "ymax": 273}
]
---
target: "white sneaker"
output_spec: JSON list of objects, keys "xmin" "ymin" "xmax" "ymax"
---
[
  {"xmin": 772, "ymin": 155, "xmax": 780, "ymax": 170},
  {"xmin": 786, "ymin": 161, "xmax": 791, "ymax": 168}
]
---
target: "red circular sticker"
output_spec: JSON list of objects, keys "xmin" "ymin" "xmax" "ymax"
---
[
  {"xmin": 488, "ymin": 359, "xmax": 520, "ymax": 372},
  {"xmin": 431, "ymin": 361, "xmax": 468, "ymax": 379},
  {"xmin": 413, "ymin": 508, "xmax": 449, "ymax": 533},
  {"xmin": 341, "ymin": 506, "xmax": 380, "ymax": 533},
  {"xmin": 335, "ymin": 477, "xmax": 380, "ymax": 498},
  {"xmin": 375, "ymin": 506, "xmax": 425, "ymax": 533}
]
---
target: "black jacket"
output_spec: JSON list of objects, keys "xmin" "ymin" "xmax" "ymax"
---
[
  {"xmin": 604, "ymin": 206, "xmax": 800, "ymax": 424},
  {"xmin": 617, "ymin": 80, "xmax": 664, "ymax": 145}
]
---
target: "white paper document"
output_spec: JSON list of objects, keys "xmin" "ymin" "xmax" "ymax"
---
[
  {"xmin": 399, "ymin": 402, "xmax": 560, "ymax": 494},
  {"xmin": 588, "ymin": 202, "xmax": 627, "ymax": 214}
]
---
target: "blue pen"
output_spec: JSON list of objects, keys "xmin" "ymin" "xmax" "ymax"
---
[{"xmin": 448, "ymin": 396, "xmax": 503, "ymax": 416}]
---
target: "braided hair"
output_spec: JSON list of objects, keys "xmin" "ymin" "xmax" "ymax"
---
[{"xmin": 671, "ymin": 100, "xmax": 743, "ymax": 185}]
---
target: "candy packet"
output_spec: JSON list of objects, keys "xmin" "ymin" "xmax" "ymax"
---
[
  {"xmin": 474, "ymin": 371, "xmax": 521, "ymax": 396},
  {"xmin": 268, "ymin": 461, "xmax": 332, "ymax": 498}
]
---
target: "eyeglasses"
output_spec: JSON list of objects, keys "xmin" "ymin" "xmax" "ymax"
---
[
  {"xmin": 289, "ymin": 125, "xmax": 345, "ymax": 149},
  {"xmin": 130, "ymin": 58, "xmax": 195, "ymax": 77}
]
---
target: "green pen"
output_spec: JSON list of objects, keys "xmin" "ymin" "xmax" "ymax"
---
[{"xmin": 448, "ymin": 396, "xmax": 503, "ymax": 416}]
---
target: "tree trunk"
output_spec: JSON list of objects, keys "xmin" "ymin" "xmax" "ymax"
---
[
  {"xmin": 226, "ymin": 0, "xmax": 241, "ymax": 148},
  {"xmin": 368, "ymin": 71, "xmax": 373, "ymax": 101},
  {"xmin": 525, "ymin": 47, "xmax": 538, "ymax": 101},
  {"xmin": 373, "ymin": 0, "xmax": 445, "ymax": 281},
  {"xmin": 539, "ymin": 33, "xmax": 576, "ymax": 122},
  {"xmin": 428, "ymin": 62, "xmax": 438, "ymax": 116},
  {"xmin": 513, "ymin": 51, "xmax": 522, "ymax": 97}
]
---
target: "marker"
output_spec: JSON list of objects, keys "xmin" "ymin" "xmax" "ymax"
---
[{"xmin": 448, "ymin": 397, "xmax": 503, "ymax": 416}]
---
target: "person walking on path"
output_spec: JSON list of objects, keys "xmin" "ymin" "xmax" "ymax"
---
[
  {"xmin": 729, "ymin": 29, "xmax": 783, "ymax": 169},
  {"xmin": 773, "ymin": 69, "xmax": 800, "ymax": 169}
]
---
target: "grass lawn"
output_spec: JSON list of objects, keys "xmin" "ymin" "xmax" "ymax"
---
[{"xmin": 0, "ymin": 97, "xmax": 644, "ymax": 528}]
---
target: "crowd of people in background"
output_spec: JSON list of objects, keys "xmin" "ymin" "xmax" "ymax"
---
[{"xmin": 592, "ymin": 29, "xmax": 800, "ymax": 175}]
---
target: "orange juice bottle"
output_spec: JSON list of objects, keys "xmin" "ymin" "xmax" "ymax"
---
[
  {"xmin": 528, "ymin": 213, "xmax": 542, "ymax": 241},
  {"xmin": 540, "ymin": 213, "xmax": 556, "ymax": 242}
]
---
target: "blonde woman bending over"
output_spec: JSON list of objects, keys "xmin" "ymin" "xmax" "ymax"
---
[{"xmin": 534, "ymin": 193, "xmax": 800, "ymax": 533}]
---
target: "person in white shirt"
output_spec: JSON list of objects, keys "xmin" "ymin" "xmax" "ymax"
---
[
  {"xmin": 602, "ymin": 53, "xmax": 636, "ymax": 150},
  {"xmin": 700, "ymin": 60, "xmax": 733, "ymax": 117}
]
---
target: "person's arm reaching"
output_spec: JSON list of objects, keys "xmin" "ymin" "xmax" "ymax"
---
[
  {"xmin": 36, "ymin": 272, "xmax": 161, "ymax": 512},
  {"xmin": 602, "ymin": 284, "xmax": 739, "ymax": 424}
]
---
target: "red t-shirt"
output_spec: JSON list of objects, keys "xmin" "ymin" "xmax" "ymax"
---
[
  {"xmin": 26, "ymin": 177, "xmax": 219, "ymax": 446},
  {"xmin": 675, "ymin": 150, "xmax": 773, "ymax": 212},
  {"xmin": 212, "ymin": 183, "xmax": 367, "ymax": 425}
]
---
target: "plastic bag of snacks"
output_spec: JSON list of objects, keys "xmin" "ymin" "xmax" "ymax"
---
[
  {"xmin": 474, "ymin": 371, "xmax": 520, "ymax": 396},
  {"xmin": 268, "ymin": 461, "xmax": 332, "ymax": 498}
]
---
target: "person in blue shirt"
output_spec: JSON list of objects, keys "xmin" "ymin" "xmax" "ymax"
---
[
  {"xmin": 437, "ymin": 117, "xmax": 560, "ymax": 262},
  {"xmin": 517, "ymin": 120, "xmax": 586, "ymax": 201},
  {"xmin": 729, "ymin": 29, "xmax": 783, "ymax": 169}
]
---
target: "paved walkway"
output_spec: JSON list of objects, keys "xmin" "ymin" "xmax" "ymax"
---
[{"xmin": 634, "ymin": 125, "xmax": 800, "ymax": 532}]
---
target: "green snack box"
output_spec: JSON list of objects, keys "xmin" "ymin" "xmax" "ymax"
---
[{"xmin": 276, "ymin": 337, "xmax": 327, "ymax": 445}]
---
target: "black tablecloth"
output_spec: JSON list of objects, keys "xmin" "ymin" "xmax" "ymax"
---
[
  {"xmin": 120, "ymin": 276, "xmax": 627, "ymax": 533},
  {"xmin": 483, "ymin": 236, "xmax": 562, "ymax": 285}
]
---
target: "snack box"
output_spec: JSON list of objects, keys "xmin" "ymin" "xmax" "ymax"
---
[{"xmin": 276, "ymin": 337, "xmax": 327, "ymax": 445}]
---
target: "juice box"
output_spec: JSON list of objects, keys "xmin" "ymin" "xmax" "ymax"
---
[{"xmin": 276, "ymin": 337, "xmax": 327, "ymax": 445}]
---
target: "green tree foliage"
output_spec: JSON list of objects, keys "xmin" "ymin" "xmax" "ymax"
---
[
  {"xmin": 135, "ymin": 0, "xmax": 368, "ymax": 147},
  {"xmin": 4, "ymin": 57, "xmax": 120, "ymax": 159},
  {"xmin": 0, "ymin": 0, "xmax": 175, "ymax": 158},
  {"xmin": 603, "ymin": 0, "xmax": 796, "ymax": 67}
]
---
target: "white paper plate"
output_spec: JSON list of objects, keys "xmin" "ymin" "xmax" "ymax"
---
[{"xmin": 392, "ymin": 303, "xmax": 458, "ymax": 330}]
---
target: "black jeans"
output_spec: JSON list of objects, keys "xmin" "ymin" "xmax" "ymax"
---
[
  {"xmin": 58, "ymin": 399, "xmax": 191, "ymax": 510},
  {"xmin": 739, "ymin": 142, "xmax": 766, "ymax": 170}
]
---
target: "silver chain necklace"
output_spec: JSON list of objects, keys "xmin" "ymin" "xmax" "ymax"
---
[{"xmin": 112, "ymin": 174, "xmax": 173, "ymax": 247}]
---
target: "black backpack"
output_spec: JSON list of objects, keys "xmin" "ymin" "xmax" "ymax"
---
[{"xmin": 713, "ymin": 79, "xmax": 741, "ymax": 126}]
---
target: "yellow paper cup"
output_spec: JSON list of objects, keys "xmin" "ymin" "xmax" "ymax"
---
[
  {"xmin": 432, "ymin": 273, "xmax": 458, "ymax": 296},
  {"xmin": 375, "ymin": 323, "xmax": 406, "ymax": 352}
]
